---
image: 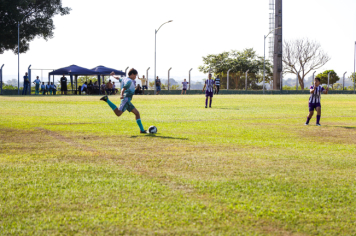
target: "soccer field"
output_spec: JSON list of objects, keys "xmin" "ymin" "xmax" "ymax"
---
[{"xmin": 1, "ymin": 95, "xmax": 356, "ymax": 235}]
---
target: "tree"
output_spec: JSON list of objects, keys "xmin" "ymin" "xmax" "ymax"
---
[
  {"xmin": 0, "ymin": 0, "xmax": 71, "ymax": 54},
  {"xmin": 198, "ymin": 48, "xmax": 272, "ymax": 90},
  {"xmin": 350, "ymin": 72, "xmax": 356, "ymax": 83},
  {"xmin": 283, "ymin": 39, "xmax": 330, "ymax": 90},
  {"xmin": 316, "ymin": 70, "xmax": 340, "ymax": 89}
]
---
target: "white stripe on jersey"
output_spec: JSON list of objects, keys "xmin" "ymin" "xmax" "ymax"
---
[
  {"xmin": 309, "ymin": 85, "xmax": 324, "ymax": 104},
  {"xmin": 205, "ymin": 79, "xmax": 215, "ymax": 92}
]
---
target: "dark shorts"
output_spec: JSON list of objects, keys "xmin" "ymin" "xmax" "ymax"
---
[
  {"xmin": 309, "ymin": 103, "xmax": 321, "ymax": 111},
  {"xmin": 205, "ymin": 91, "xmax": 213, "ymax": 97},
  {"xmin": 156, "ymin": 86, "xmax": 161, "ymax": 92},
  {"xmin": 142, "ymin": 85, "xmax": 147, "ymax": 90},
  {"xmin": 61, "ymin": 85, "xmax": 67, "ymax": 91},
  {"xmin": 183, "ymin": 88, "xmax": 187, "ymax": 91}
]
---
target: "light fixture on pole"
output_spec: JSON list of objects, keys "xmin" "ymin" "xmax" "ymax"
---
[
  {"xmin": 343, "ymin": 72, "xmax": 347, "ymax": 90},
  {"xmin": 227, "ymin": 69, "xmax": 232, "ymax": 90},
  {"xmin": 154, "ymin": 20, "xmax": 173, "ymax": 95},
  {"xmin": 245, "ymin": 70, "xmax": 249, "ymax": 91},
  {"xmin": 188, "ymin": 68, "xmax": 193, "ymax": 90},
  {"xmin": 263, "ymin": 27, "xmax": 281, "ymax": 94},
  {"xmin": 168, "ymin": 67, "xmax": 172, "ymax": 91},
  {"xmin": 18, "ymin": 11, "xmax": 35, "ymax": 95}
]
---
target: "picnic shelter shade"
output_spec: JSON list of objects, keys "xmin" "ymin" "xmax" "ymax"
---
[
  {"xmin": 91, "ymin": 66, "xmax": 126, "ymax": 76},
  {"xmin": 48, "ymin": 65, "xmax": 100, "ymax": 92}
]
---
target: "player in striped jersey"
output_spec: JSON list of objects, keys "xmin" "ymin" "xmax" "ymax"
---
[
  {"xmin": 214, "ymin": 75, "xmax": 220, "ymax": 94},
  {"xmin": 305, "ymin": 77, "xmax": 328, "ymax": 126},
  {"xmin": 202, "ymin": 74, "xmax": 216, "ymax": 108}
]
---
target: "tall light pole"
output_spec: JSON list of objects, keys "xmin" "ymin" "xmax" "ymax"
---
[
  {"xmin": 343, "ymin": 72, "xmax": 347, "ymax": 90},
  {"xmin": 154, "ymin": 20, "xmax": 173, "ymax": 95},
  {"xmin": 227, "ymin": 69, "xmax": 232, "ymax": 90},
  {"xmin": 264, "ymin": 27, "xmax": 281, "ymax": 94},
  {"xmin": 18, "ymin": 11, "xmax": 35, "ymax": 95},
  {"xmin": 168, "ymin": 67, "xmax": 172, "ymax": 91},
  {"xmin": 354, "ymin": 41, "xmax": 355, "ymax": 94},
  {"xmin": 146, "ymin": 67, "xmax": 150, "ymax": 89},
  {"xmin": 0, "ymin": 64, "xmax": 4, "ymax": 95},
  {"xmin": 245, "ymin": 70, "xmax": 249, "ymax": 91},
  {"xmin": 188, "ymin": 68, "xmax": 193, "ymax": 90}
]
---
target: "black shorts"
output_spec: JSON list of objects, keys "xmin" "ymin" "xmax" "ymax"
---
[
  {"xmin": 61, "ymin": 85, "xmax": 68, "ymax": 91},
  {"xmin": 183, "ymin": 88, "xmax": 187, "ymax": 91}
]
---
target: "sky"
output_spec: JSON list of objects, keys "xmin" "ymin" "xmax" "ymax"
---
[{"xmin": 1, "ymin": 0, "xmax": 356, "ymax": 83}]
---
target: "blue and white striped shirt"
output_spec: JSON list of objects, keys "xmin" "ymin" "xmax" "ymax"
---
[
  {"xmin": 309, "ymin": 85, "xmax": 325, "ymax": 104},
  {"xmin": 205, "ymin": 79, "xmax": 215, "ymax": 93}
]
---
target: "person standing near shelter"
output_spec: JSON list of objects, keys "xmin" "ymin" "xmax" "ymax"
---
[
  {"xmin": 214, "ymin": 75, "xmax": 221, "ymax": 94},
  {"xmin": 106, "ymin": 80, "xmax": 114, "ymax": 95},
  {"xmin": 60, "ymin": 74, "xmax": 68, "ymax": 95},
  {"xmin": 202, "ymin": 74, "xmax": 216, "ymax": 108},
  {"xmin": 22, "ymin": 72, "xmax": 30, "ymax": 95},
  {"xmin": 155, "ymin": 76, "xmax": 161, "ymax": 95},
  {"xmin": 138, "ymin": 75, "xmax": 147, "ymax": 94},
  {"xmin": 181, "ymin": 79, "xmax": 189, "ymax": 95},
  {"xmin": 33, "ymin": 76, "xmax": 41, "ymax": 95}
]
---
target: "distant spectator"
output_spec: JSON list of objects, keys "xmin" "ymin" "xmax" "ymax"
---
[
  {"xmin": 138, "ymin": 75, "xmax": 147, "ymax": 94},
  {"xmin": 100, "ymin": 81, "xmax": 106, "ymax": 94},
  {"xmin": 113, "ymin": 82, "xmax": 118, "ymax": 94},
  {"xmin": 87, "ymin": 80, "xmax": 93, "ymax": 94},
  {"xmin": 106, "ymin": 80, "xmax": 114, "ymax": 95},
  {"xmin": 49, "ymin": 82, "xmax": 55, "ymax": 95},
  {"xmin": 81, "ymin": 82, "xmax": 88, "ymax": 94},
  {"xmin": 60, "ymin": 74, "xmax": 68, "ymax": 95},
  {"xmin": 135, "ymin": 84, "xmax": 143, "ymax": 95},
  {"xmin": 41, "ymin": 82, "xmax": 46, "ymax": 95},
  {"xmin": 155, "ymin": 76, "xmax": 161, "ymax": 95},
  {"xmin": 22, "ymin": 72, "xmax": 30, "ymax": 95},
  {"xmin": 53, "ymin": 83, "xmax": 57, "ymax": 95},
  {"xmin": 47, "ymin": 82, "xmax": 52, "ymax": 95},
  {"xmin": 181, "ymin": 79, "xmax": 189, "ymax": 95},
  {"xmin": 33, "ymin": 76, "xmax": 41, "ymax": 95},
  {"xmin": 214, "ymin": 75, "xmax": 220, "ymax": 94}
]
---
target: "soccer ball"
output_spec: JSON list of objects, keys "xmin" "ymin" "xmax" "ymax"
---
[{"xmin": 148, "ymin": 126, "xmax": 157, "ymax": 134}]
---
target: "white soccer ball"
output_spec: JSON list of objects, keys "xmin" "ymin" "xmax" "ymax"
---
[{"xmin": 148, "ymin": 126, "xmax": 157, "ymax": 134}]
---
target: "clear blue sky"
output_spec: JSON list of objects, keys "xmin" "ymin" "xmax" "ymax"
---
[{"xmin": 1, "ymin": 0, "xmax": 355, "ymax": 82}]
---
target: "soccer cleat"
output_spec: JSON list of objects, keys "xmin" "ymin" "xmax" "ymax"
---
[
  {"xmin": 209, "ymin": 106, "xmax": 212, "ymax": 108},
  {"xmin": 305, "ymin": 123, "xmax": 309, "ymax": 125},
  {"xmin": 316, "ymin": 123, "xmax": 321, "ymax": 126},
  {"xmin": 205, "ymin": 106, "xmax": 207, "ymax": 108},
  {"xmin": 100, "ymin": 95, "xmax": 108, "ymax": 102},
  {"xmin": 140, "ymin": 130, "xmax": 148, "ymax": 134}
]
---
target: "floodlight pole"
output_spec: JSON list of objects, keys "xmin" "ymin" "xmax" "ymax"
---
[
  {"xmin": 343, "ymin": 72, "xmax": 347, "ymax": 90},
  {"xmin": 312, "ymin": 71, "xmax": 317, "ymax": 86},
  {"xmin": 154, "ymin": 20, "xmax": 173, "ymax": 95},
  {"xmin": 168, "ymin": 67, "xmax": 172, "ymax": 91},
  {"xmin": 263, "ymin": 27, "xmax": 281, "ymax": 94},
  {"xmin": 146, "ymin": 67, "xmax": 150, "ymax": 88},
  {"xmin": 227, "ymin": 69, "xmax": 232, "ymax": 90},
  {"xmin": 18, "ymin": 11, "xmax": 35, "ymax": 95},
  {"xmin": 280, "ymin": 70, "xmax": 283, "ymax": 91},
  {"xmin": 328, "ymin": 71, "xmax": 331, "ymax": 90},
  {"xmin": 188, "ymin": 68, "xmax": 193, "ymax": 90},
  {"xmin": 245, "ymin": 70, "xmax": 249, "ymax": 91},
  {"xmin": 0, "ymin": 64, "xmax": 4, "ymax": 95},
  {"xmin": 354, "ymin": 41, "xmax": 356, "ymax": 94}
]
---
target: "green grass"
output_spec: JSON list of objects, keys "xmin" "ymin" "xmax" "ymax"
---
[{"xmin": 1, "ymin": 94, "xmax": 356, "ymax": 235}]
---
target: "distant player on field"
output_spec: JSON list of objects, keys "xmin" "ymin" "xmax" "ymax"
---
[
  {"xmin": 181, "ymin": 79, "xmax": 189, "ymax": 94},
  {"xmin": 214, "ymin": 75, "xmax": 220, "ymax": 94},
  {"xmin": 100, "ymin": 68, "xmax": 147, "ymax": 134},
  {"xmin": 305, "ymin": 77, "xmax": 328, "ymax": 126},
  {"xmin": 202, "ymin": 73, "xmax": 216, "ymax": 108}
]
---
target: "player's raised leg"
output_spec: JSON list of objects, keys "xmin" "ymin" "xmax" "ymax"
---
[{"xmin": 100, "ymin": 95, "xmax": 123, "ymax": 117}]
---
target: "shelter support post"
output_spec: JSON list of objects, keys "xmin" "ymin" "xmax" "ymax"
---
[{"xmin": 28, "ymin": 65, "xmax": 32, "ymax": 95}]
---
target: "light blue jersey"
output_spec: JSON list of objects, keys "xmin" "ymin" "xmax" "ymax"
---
[{"xmin": 122, "ymin": 77, "xmax": 136, "ymax": 98}]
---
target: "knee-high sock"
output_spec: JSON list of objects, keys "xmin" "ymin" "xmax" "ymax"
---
[
  {"xmin": 209, "ymin": 98, "xmax": 212, "ymax": 107},
  {"xmin": 316, "ymin": 115, "xmax": 321, "ymax": 124},
  {"xmin": 306, "ymin": 117, "xmax": 310, "ymax": 124},
  {"xmin": 136, "ymin": 119, "xmax": 145, "ymax": 132},
  {"xmin": 205, "ymin": 98, "xmax": 208, "ymax": 107},
  {"xmin": 106, "ymin": 98, "xmax": 117, "ymax": 111}
]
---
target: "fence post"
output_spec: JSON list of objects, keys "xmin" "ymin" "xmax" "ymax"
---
[
  {"xmin": 28, "ymin": 65, "xmax": 32, "ymax": 95},
  {"xmin": 189, "ymin": 68, "xmax": 193, "ymax": 90},
  {"xmin": 227, "ymin": 69, "xmax": 232, "ymax": 90},
  {"xmin": 0, "ymin": 64, "xmax": 4, "ymax": 95},
  {"xmin": 168, "ymin": 67, "xmax": 172, "ymax": 91},
  {"xmin": 245, "ymin": 70, "xmax": 249, "ymax": 91}
]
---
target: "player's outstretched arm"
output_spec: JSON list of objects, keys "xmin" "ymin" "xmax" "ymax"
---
[{"xmin": 202, "ymin": 85, "xmax": 206, "ymax": 93}]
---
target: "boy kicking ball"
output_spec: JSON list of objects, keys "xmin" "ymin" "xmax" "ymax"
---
[
  {"xmin": 305, "ymin": 77, "xmax": 329, "ymax": 126},
  {"xmin": 100, "ymin": 68, "xmax": 147, "ymax": 134},
  {"xmin": 202, "ymin": 73, "xmax": 216, "ymax": 108}
]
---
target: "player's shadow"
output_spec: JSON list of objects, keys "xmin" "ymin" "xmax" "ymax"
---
[
  {"xmin": 215, "ymin": 107, "xmax": 239, "ymax": 110},
  {"xmin": 336, "ymin": 126, "xmax": 356, "ymax": 130},
  {"xmin": 130, "ymin": 134, "xmax": 188, "ymax": 140}
]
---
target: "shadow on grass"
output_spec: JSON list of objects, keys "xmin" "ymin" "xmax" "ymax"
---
[
  {"xmin": 335, "ymin": 126, "xmax": 356, "ymax": 130},
  {"xmin": 130, "ymin": 134, "xmax": 188, "ymax": 140},
  {"xmin": 215, "ymin": 107, "xmax": 240, "ymax": 110}
]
